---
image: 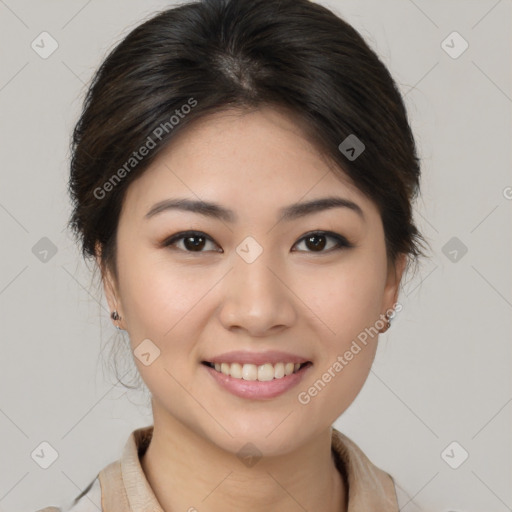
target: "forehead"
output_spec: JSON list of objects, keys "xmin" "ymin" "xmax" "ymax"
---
[{"xmin": 121, "ymin": 106, "xmax": 377, "ymax": 221}]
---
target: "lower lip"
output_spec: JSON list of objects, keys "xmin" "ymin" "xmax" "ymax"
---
[{"xmin": 203, "ymin": 363, "xmax": 311, "ymax": 400}]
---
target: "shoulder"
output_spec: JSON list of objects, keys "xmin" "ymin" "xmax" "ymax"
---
[
  {"xmin": 34, "ymin": 476, "xmax": 102, "ymax": 512},
  {"xmin": 331, "ymin": 427, "xmax": 426, "ymax": 511}
]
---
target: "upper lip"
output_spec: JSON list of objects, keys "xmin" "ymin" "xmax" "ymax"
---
[{"xmin": 203, "ymin": 350, "xmax": 311, "ymax": 366}]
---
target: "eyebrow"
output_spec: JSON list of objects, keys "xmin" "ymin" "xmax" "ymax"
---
[{"xmin": 145, "ymin": 196, "xmax": 364, "ymax": 223}]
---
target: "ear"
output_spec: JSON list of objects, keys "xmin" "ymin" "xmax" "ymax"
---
[
  {"xmin": 382, "ymin": 252, "xmax": 407, "ymax": 312},
  {"xmin": 95, "ymin": 243, "xmax": 123, "ymax": 328}
]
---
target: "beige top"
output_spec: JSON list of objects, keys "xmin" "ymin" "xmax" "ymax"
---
[{"xmin": 36, "ymin": 425, "xmax": 422, "ymax": 512}]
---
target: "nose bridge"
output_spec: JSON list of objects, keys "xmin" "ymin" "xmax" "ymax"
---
[
  {"xmin": 232, "ymin": 233, "xmax": 278, "ymax": 287},
  {"xmin": 231, "ymin": 242, "xmax": 282, "ymax": 302},
  {"xmin": 237, "ymin": 248, "xmax": 276, "ymax": 294},
  {"xmin": 218, "ymin": 239, "xmax": 295, "ymax": 333}
]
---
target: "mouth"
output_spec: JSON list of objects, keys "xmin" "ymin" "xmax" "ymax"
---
[{"xmin": 201, "ymin": 361, "xmax": 313, "ymax": 382}]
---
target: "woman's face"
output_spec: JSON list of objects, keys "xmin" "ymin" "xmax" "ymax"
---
[{"xmin": 102, "ymin": 107, "xmax": 404, "ymax": 455}]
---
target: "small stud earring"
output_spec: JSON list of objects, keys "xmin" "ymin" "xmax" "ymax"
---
[
  {"xmin": 379, "ymin": 311, "xmax": 392, "ymax": 334},
  {"xmin": 110, "ymin": 310, "xmax": 122, "ymax": 330}
]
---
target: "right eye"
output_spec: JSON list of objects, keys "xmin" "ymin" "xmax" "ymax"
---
[{"xmin": 161, "ymin": 231, "xmax": 223, "ymax": 253}]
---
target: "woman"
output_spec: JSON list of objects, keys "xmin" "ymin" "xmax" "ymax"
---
[{"xmin": 38, "ymin": 0, "xmax": 425, "ymax": 510}]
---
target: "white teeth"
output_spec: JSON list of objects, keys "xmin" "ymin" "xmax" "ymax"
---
[
  {"xmin": 274, "ymin": 362, "xmax": 285, "ymax": 379},
  {"xmin": 209, "ymin": 361, "xmax": 305, "ymax": 381},
  {"xmin": 257, "ymin": 363, "xmax": 274, "ymax": 381},
  {"xmin": 285, "ymin": 362, "xmax": 294, "ymax": 376},
  {"xmin": 230, "ymin": 362, "xmax": 243, "ymax": 379},
  {"xmin": 242, "ymin": 364, "xmax": 258, "ymax": 381}
]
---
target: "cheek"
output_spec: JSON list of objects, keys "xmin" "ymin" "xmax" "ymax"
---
[
  {"xmin": 335, "ymin": 268, "xmax": 385, "ymax": 339},
  {"xmin": 296, "ymin": 253, "xmax": 387, "ymax": 343},
  {"xmin": 118, "ymin": 248, "xmax": 214, "ymax": 339}
]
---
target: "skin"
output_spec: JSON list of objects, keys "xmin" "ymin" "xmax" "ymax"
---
[{"xmin": 99, "ymin": 106, "xmax": 406, "ymax": 512}]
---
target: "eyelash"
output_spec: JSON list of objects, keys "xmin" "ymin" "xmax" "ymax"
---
[{"xmin": 160, "ymin": 230, "xmax": 353, "ymax": 254}]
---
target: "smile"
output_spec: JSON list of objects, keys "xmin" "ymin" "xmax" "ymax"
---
[{"xmin": 202, "ymin": 361, "xmax": 312, "ymax": 381}]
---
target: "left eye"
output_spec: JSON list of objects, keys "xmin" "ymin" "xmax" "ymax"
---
[{"xmin": 292, "ymin": 231, "xmax": 352, "ymax": 253}]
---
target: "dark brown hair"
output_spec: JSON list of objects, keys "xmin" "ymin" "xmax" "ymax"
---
[{"xmin": 68, "ymin": 0, "xmax": 424, "ymax": 280}]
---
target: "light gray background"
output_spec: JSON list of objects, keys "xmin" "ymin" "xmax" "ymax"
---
[{"xmin": 1, "ymin": 1, "xmax": 511, "ymax": 511}]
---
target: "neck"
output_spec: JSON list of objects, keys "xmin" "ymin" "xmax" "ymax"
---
[{"xmin": 140, "ymin": 406, "xmax": 347, "ymax": 512}]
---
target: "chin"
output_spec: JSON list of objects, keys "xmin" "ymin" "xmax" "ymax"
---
[{"xmin": 195, "ymin": 415, "xmax": 309, "ymax": 459}]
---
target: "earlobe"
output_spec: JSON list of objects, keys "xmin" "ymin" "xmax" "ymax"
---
[
  {"xmin": 104, "ymin": 274, "xmax": 125, "ymax": 330},
  {"xmin": 95, "ymin": 245, "xmax": 124, "ymax": 329}
]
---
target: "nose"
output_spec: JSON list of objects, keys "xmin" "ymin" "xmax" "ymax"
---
[{"xmin": 218, "ymin": 249, "xmax": 297, "ymax": 337}]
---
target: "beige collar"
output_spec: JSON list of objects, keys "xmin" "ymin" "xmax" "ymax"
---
[{"xmin": 98, "ymin": 425, "xmax": 398, "ymax": 511}]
